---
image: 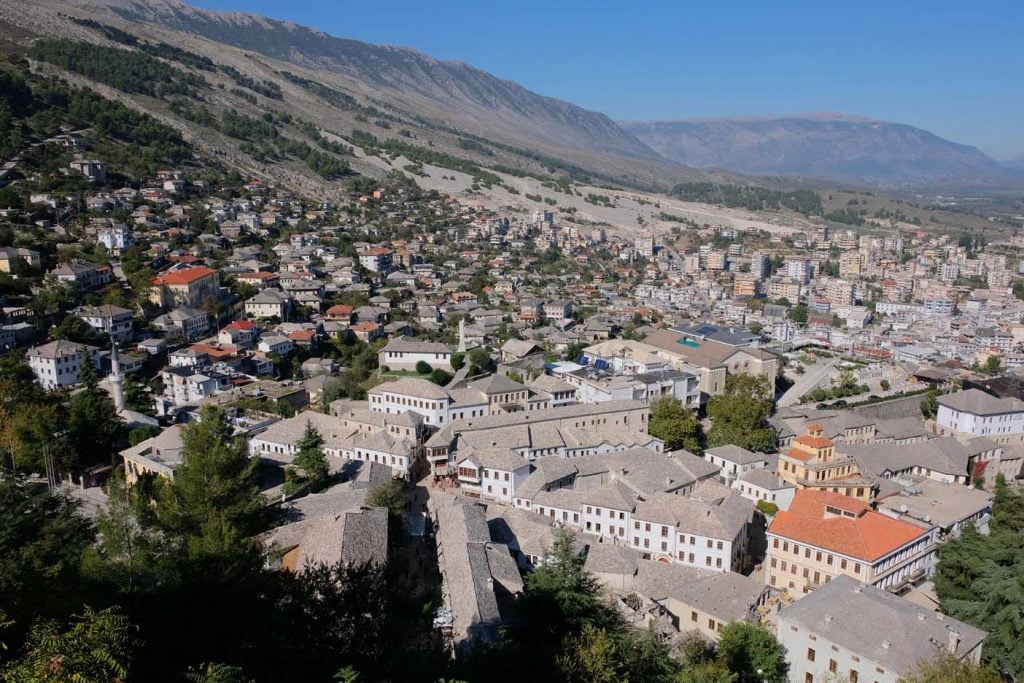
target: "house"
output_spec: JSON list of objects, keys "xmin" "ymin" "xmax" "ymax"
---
[
  {"xmin": 150, "ymin": 266, "xmax": 220, "ymax": 310},
  {"xmin": 936, "ymin": 388, "xmax": 1024, "ymax": 443},
  {"xmin": 69, "ymin": 158, "xmax": 107, "ymax": 181},
  {"xmin": 431, "ymin": 498, "xmax": 523, "ymax": 657},
  {"xmin": 704, "ymin": 444, "xmax": 770, "ymax": 486},
  {"xmin": 245, "ymin": 288, "xmax": 291, "ymax": 320},
  {"xmin": 97, "ymin": 224, "xmax": 133, "ymax": 255},
  {"xmin": 378, "ymin": 336, "xmax": 452, "ymax": 371},
  {"xmin": 350, "ymin": 321, "xmax": 383, "ymax": 342},
  {"xmin": 666, "ymin": 570, "xmax": 770, "ymax": 642},
  {"xmin": 733, "ymin": 469, "xmax": 796, "ymax": 511},
  {"xmin": 74, "ymin": 304, "xmax": 134, "ymax": 343},
  {"xmin": 217, "ymin": 319, "xmax": 259, "ymax": 349},
  {"xmin": 455, "ymin": 448, "xmax": 532, "ymax": 504},
  {"xmin": 152, "ymin": 307, "xmax": 210, "ymax": 341},
  {"xmin": 120, "ymin": 424, "xmax": 185, "ymax": 483},
  {"xmin": 26, "ymin": 340, "xmax": 102, "ymax": 390},
  {"xmin": 500, "ymin": 339, "xmax": 543, "ymax": 364},
  {"xmin": 777, "ymin": 576, "xmax": 986, "ymax": 683},
  {"xmin": 49, "ymin": 261, "xmax": 111, "ymax": 289},
  {"xmin": 766, "ymin": 490, "xmax": 936, "ymax": 597},
  {"xmin": 0, "ymin": 247, "xmax": 40, "ymax": 273},
  {"xmin": 257, "ymin": 334, "xmax": 294, "ymax": 356}
]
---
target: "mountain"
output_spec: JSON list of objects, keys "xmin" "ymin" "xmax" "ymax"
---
[
  {"xmin": 622, "ymin": 114, "xmax": 1010, "ymax": 186},
  {"xmin": 104, "ymin": 0, "xmax": 661, "ymax": 161},
  {"xmin": 1003, "ymin": 155, "xmax": 1024, "ymax": 172}
]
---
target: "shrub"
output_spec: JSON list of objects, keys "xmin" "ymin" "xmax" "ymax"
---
[{"xmin": 415, "ymin": 360, "xmax": 431, "ymax": 375}]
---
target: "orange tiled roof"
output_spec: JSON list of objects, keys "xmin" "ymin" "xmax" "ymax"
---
[
  {"xmin": 768, "ymin": 491, "xmax": 925, "ymax": 562},
  {"xmin": 153, "ymin": 266, "xmax": 217, "ymax": 286},
  {"xmin": 794, "ymin": 434, "xmax": 834, "ymax": 449}
]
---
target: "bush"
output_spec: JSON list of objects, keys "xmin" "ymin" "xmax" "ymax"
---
[
  {"xmin": 430, "ymin": 368, "xmax": 452, "ymax": 386},
  {"xmin": 414, "ymin": 360, "xmax": 431, "ymax": 375},
  {"xmin": 880, "ymin": 379, "xmax": 891, "ymax": 391},
  {"xmin": 756, "ymin": 500, "xmax": 779, "ymax": 517}
]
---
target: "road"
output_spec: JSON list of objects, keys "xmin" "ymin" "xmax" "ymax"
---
[{"xmin": 777, "ymin": 359, "xmax": 836, "ymax": 407}]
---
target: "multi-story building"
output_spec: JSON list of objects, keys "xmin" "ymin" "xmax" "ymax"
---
[
  {"xmin": 733, "ymin": 273, "xmax": 758, "ymax": 299},
  {"xmin": 936, "ymin": 388, "xmax": 1024, "ymax": 443},
  {"xmin": 27, "ymin": 340, "xmax": 102, "ymax": 390},
  {"xmin": 777, "ymin": 576, "xmax": 986, "ymax": 683},
  {"xmin": 838, "ymin": 251, "xmax": 862, "ymax": 278},
  {"xmin": 765, "ymin": 490, "xmax": 936, "ymax": 597},
  {"xmin": 49, "ymin": 261, "xmax": 112, "ymax": 289},
  {"xmin": 152, "ymin": 307, "xmax": 210, "ymax": 340},
  {"xmin": 74, "ymin": 304, "xmax": 134, "ymax": 342},
  {"xmin": 358, "ymin": 246, "xmax": 394, "ymax": 273},
  {"xmin": 778, "ymin": 425, "xmax": 876, "ymax": 500},
  {"xmin": 97, "ymin": 224, "xmax": 133, "ymax": 255},
  {"xmin": 245, "ymin": 288, "xmax": 291, "ymax": 320},
  {"xmin": 150, "ymin": 266, "xmax": 220, "ymax": 310},
  {"xmin": 787, "ymin": 259, "xmax": 811, "ymax": 284},
  {"xmin": 750, "ymin": 252, "xmax": 771, "ymax": 280}
]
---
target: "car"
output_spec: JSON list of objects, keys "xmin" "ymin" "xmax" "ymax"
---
[
  {"xmin": 816, "ymin": 403, "xmax": 827, "ymax": 409},
  {"xmin": 833, "ymin": 399, "xmax": 848, "ymax": 407}
]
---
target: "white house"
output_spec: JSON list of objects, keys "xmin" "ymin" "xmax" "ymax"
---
[
  {"xmin": 378, "ymin": 336, "xmax": 452, "ymax": 371},
  {"xmin": 257, "ymin": 335, "xmax": 294, "ymax": 356},
  {"xmin": 74, "ymin": 304, "xmax": 134, "ymax": 343},
  {"xmin": 704, "ymin": 444, "xmax": 769, "ymax": 487},
  {"xmin": 455, "ymin": 448, "xmax": 532, "ymax": 504},
  {"xmin": 26, "ymin": 340, "xmax": 102, "ymax": 390},
  {"xmin": 777, "ymin": 576, "xmax": 986, "ymax": 683},
  {"xmin": 245, "ymin": 288, "xmax": 291, "ymax": 320},
  {"xmin": 936, "ymin": 388, "xmax": 1024, "ymax": 443}
]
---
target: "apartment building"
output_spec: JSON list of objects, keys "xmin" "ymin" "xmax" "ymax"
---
[{"xmin": 936, "ymin": 388, "xmax": 1024, "ymax": 443}]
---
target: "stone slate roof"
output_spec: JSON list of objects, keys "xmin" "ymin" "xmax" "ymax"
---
[{"xmin": 778, "ymin": 575, "xmax": 986, "ymax": 676}]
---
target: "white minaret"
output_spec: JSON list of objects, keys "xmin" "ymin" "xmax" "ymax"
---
[
  {"xmin": 109, "ymin": 342, "xmax": 125, "ymax": 413},
  {"xmin": 457, "ymin": 317, "xmax": 467, "ymax": 353}
]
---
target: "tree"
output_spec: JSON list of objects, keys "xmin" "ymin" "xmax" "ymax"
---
[
  {"xmin": 557, "ymin": 624, "xmax": 620, "ymax": 683},
  {"xmin": 789, "ymin": 303, "xmax": 808, "ymax": 325},
  {"xmin": 983, "ymin": 355, "xmax": 1002, "ymax": 376},
  {"xmin": 415, "ymin": 359, "xmax": 432, "ymax": 374},
  {"xmin": 0, "ymin": 478, "xmax": 94, "ymax": 650},
  {"xmin": 648, "ymin": 396, "xmax": 704, "ymax": 453},
  {"xmin": 156, "ymin": 405, "xmax": 263, "ymax": 556},
  {"xmin": 707, "ymin": 375, "xmax": 776, "ymax": 452},
  {"xmin": 430, "ymin": 368, "xmax": 453, "ymax": 386},
  {"xmin": 365, "ymin": 479, "xmax": 406, "ymax": 541},
  {"xmin": 467, "ymin": 347, "xmax": 493, "ymax": 374},
  {"xmin": 716, "ymin": 622, "xmax": 788, "ymax": 683},
  {"xmin": 66, "ymin": 370, "xmax": 124, "ymax": 469},
  {"xmin": 291, "ymin": 420, "xmax": 329, "ymax": 492},
  {"xmin": 898, "ymin": 652, "xmax": 1002, "ymax": 683},
  {"xmin": 2, "ymin": 607, "xmax": 134, "ymax": 683},
  {"xmin": 880, "ymin": 379, "xmax": 891, "ymax": 391}
]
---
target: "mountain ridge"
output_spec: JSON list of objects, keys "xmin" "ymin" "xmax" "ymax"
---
[{"xmin": 622, "ymin": 114, "xmax": 1012, "ymax": 186}]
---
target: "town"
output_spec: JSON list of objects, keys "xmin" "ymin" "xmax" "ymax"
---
[{"xmin": 2, "ymin": 126, "xmax": 1021, "ymax": 683}]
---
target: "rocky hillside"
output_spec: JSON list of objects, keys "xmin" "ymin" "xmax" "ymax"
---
[{"xmin": 623, "ymin": 114, "xmax": 1011, "ymax": 186}]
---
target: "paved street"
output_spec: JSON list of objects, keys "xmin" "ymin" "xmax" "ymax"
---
[{"xmin": 777, "ymin": 359, "xmax": 836, "ymax": 407}]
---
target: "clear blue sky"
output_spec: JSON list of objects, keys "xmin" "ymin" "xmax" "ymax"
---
[{"xmin": 194, "ymin": 0, "xmax": 1023, "ymax": 159}]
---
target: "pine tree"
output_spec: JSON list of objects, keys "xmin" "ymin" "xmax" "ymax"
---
[
  {"xmin": 292, "ymin": 420, "xmax": 329, "ymax": 491},
  {"xmin": 156, "ymin": 405, "xmax": 263, "ymax": 555}
]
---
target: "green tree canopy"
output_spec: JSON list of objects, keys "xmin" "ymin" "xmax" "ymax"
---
[
  {"xmin": 648, "ymin": 396, "xmax": 705, "ymax": 453},
  {"xmin": 706, "ymin": 375, "xmax": 777, "ymax": 452},
  {"xmin": 291, "ymin": 420, "xmax": 329, "ymax": 491}
]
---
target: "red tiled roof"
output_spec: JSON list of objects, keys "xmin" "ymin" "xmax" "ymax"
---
[
  {"xmin": 288, "ymin": 330, "xmax": 316, "ymax": 340},
  {"xmin": 153, "ymin": 266, "xmax": 217, "ymax": 286},
  {"xmin": 768, "ymin": 491, "xmax": 926, "ymax": 562},
  {"xmin": 225, "ymin": 320, "xmax": 256, "ymax": 330}
]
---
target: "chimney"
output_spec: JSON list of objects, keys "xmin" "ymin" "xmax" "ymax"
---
[{"xmin": 947, "ymin": 627, "xmax": 960, "ymax": 654}]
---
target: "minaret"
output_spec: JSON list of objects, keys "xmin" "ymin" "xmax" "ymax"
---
[
  {"xmin": 110, "ymin": 342, "xmax": 125, "ymax": 413},
  {"xmin": 457, "ymin": 317, "xmax": 467, "ymax": 353}
]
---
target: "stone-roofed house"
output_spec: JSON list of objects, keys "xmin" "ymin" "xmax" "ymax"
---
[
  {"xmin": 455, "ymin": 448, "xmax": 532, "ymax": 504},
  {"xmin": 26, "ymin": 340, "xmax": 102, "ymax": 390},
  {"xmin": 704, "ymin": 444, "xmax": 770, "ymax": 486},
  {"xmin": 431, "ymin": 497, "xmax": 523, "ymax": 657},
  {"xmin": 777, "ymin": 575, "xmax": 986, "ymax": 683},
  {"xmin": 666, "ymin": 570, "xmax": 770, "ymax": 641},
  {"xmin": 120, "ymin": 424, "xmax": 185, "ymax": 482},
  {"xmin": 264, "ymin": 505, "xmax": 388, "ymax": 571},
  {"xmin": 936, "ymin": 388, "xmax": 1024, "ymax": 443},
  {"xmin": 378, "ymin": 336, "xmax": 452, "ymax": 371}
]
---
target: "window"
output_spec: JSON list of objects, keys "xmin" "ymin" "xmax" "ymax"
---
[
  {"xmin": 805, "ymin": 675, "xmax": 814, "ymax": 683},
  {"xmin": 807, "ymin": 648, "xmax": 815, "ymax": 662},
  {"xmin": 691, "ymin": 611, "xmax": 698, "ymax": 622},
  {"xmin": 829, "ymin": 659, "xmax": 837, "ymax": 673},
  {"xmin": 708, "ymin": 619, "xmax": 715, "ymax": 630},
  {"xmin": 848, "ymin": 670, "xmax": 858, "ymax": 682}
]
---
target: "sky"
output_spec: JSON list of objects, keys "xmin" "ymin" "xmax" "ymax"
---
[{"xmin": 194, "ymin": 0, "xmax": 1024, "ymax": 159}]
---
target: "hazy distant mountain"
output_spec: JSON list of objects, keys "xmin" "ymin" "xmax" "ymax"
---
[
  {"xmin": 622, "ymin": 114, "xmax": 1010, "ymax": 185},
  {"xmin": 1003, "ymin": 155, "xmax": 1024, "ymax": 172}
]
